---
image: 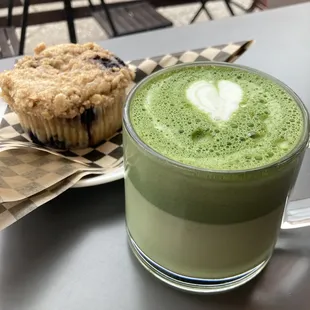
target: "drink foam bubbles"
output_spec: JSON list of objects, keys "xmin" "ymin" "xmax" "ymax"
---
[{"xmin": 130, "ymin": 66, "xmax": 304, "ymax": 170}]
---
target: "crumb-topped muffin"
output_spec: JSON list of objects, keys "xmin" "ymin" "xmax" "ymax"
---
[{"xmin": 0, "ymin": 42, "xmax": 135, "ymax": 149}]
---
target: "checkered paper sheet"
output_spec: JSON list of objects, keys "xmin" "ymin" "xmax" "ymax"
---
[{"xmin": 0, "ymin": 40, "xmax": 254, "ymax": 230}]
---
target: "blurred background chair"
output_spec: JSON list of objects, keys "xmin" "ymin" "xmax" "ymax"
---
[
  {"xmin": 1, "ymin": 0, "xmax": 172, "ymax": 57},
  {"xmin": 192, "ymin": 0, "xmax": 266, "ymax": 22},
  {"xmin": 0, "ymin": 0, "xmax": 266, "ymax": 58},
  {"xmin": 0, "ymin": 0, "xmax": 19, "ymax": 58},
  {"xmin": 0, "ymin": 0, "xmax": 77, "ymax": 57},
  {"xmin": 88, "ymin": 0, "xmax": 173, "ymax": 38}
]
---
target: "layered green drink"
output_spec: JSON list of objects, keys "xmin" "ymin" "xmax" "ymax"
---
[{"xmin": 123, "ymin": 63, "xmax": 309, "ymax": 293}]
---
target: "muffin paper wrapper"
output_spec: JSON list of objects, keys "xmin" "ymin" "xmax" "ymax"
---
[
  {"xmin": 18, "ymin": 91, "xmax": 125, "ymax": 149},
  {"xmin": 0, "ymin": 40, "xmax": 254, "ymax": 230}
]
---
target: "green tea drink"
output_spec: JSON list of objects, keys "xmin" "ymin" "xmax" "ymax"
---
[{"xmin": 123, "ymin": 63, "xmax": 309, "ymax": 288}]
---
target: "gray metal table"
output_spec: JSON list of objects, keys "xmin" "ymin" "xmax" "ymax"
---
[{"xmin": 1, "ymin": 3, "xmax": 310, "ymax": 309}]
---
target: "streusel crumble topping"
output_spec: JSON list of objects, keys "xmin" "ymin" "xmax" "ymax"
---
[{"xmin": 0, "ymin": 42, "xmax": 135, "ymax": 119}]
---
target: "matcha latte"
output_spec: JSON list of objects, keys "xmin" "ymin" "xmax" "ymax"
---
[{"xmin": 123, "ymin": 63, "xmax": 309, "ymax": 293}]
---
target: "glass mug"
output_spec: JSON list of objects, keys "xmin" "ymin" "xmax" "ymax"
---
[{"xmin": 123, "ymin": 62, "xmax": 310, "ymax": 293}]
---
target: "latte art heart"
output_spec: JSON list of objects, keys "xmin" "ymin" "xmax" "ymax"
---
[{"xmin": 186, "ymin": 80, "xmax": 243, "ymax": 121}]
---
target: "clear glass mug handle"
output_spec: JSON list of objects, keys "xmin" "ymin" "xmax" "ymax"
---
[
  {"xmin": 282, "ymin": 198, "xmax": 310, "ymax": 229},
  {"xmin": 282, "ymin": 140, "xmax": 310, "ymax": 230}
]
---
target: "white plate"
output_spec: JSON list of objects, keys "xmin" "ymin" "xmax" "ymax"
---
[{"xmin": 73, "ymin": 166, "xmax": 124, "ymax": 188}]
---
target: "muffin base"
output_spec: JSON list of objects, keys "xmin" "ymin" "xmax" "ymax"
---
[{"xmin": 18, "ymin": 93, "xmax": 124, "ymax": 150}]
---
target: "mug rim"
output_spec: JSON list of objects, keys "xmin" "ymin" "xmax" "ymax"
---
[{"xmin": 123, "ymin": 61, "xmax": 310, "ymax": 174}]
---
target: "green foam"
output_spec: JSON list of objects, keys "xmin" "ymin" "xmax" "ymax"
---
[{"xmin": 129, "ymin": 65, "xmax": 304, "ymax": 170}]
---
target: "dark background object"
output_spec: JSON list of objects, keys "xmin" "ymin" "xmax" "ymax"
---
[
  {"xmin": 0, "ymin": 0, "xmax": 262, "ymax": 58},
  {"xmin": 88, "ymin": 0, "xmax": 172, "ymax": 38}
]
